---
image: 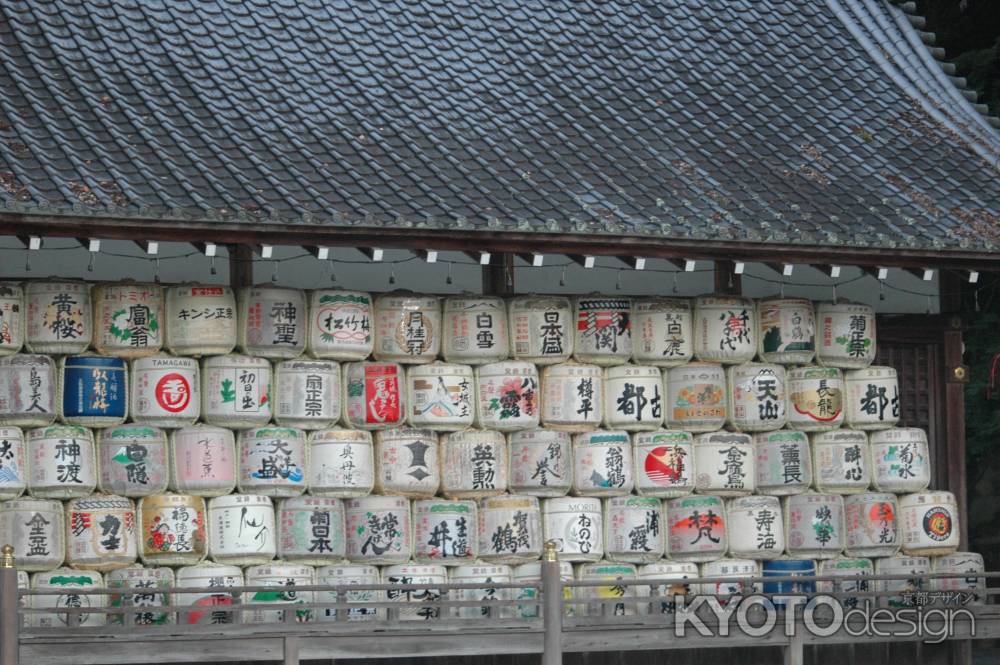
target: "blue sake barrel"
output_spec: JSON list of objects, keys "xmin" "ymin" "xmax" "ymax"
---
[
  {"xmin": 762, "ymin": 559, "xmax": 816, "ymax": 607},
  {"xmin": 60, "ymin": 356, "xmax": 129, "ymax": 427}
]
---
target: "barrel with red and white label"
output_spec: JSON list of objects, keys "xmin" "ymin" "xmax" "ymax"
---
[
  {"xmin": 439, "ymin": 429, "xmax": 507, "ymax": 499},
  {"xmin": 306, "ymin": 290, "xmax": 374, "ymax": 361},
  {"xmin": 373, "ymin": 292, "xmax": 441, "ymax": 364},
  {"xmin": 899, "ymin": 491, "xmax": 959, "ymax": 557},
  {"xmin": 507, "ymin": 295, "xmax": 573, "ymax": 365},
  {"xmin": 603, "ymin": 365, "xmax": 664, "ymax": 431},
  {"xmin": 786, "ymin": 366, "xmax": 844, "ymax": 432},
  {"xmin": 238, "ymin": 286, "xmax": 307, "ymax": 359},
  {"xmin": 0, "ymin": 282, "xmax": 25, "ymax": 357},
  {"xmin": 277, "ymin": 496, "xmax": 345, "ymax": 565},
  {"xmin": 631, "ymin": 297, "xmax": 693, "ymax": 367},
  {"xmin": 27, "ymin": 425, "xmax": 97, "ymax": 499},
  {"xmin": 64, "ymin": 494, "xmax": 138, "ymax": 571},
  {"xmin": 665, "ymin": 494, "xmax": 727, "ymax": 562},
  {"xmin": 476, "ymin": 361, "xmax": 540, "ymax": 432},
  {"xmin": 342, "ymin": 362, "xmax": 407, "ymax": 430},
  {"xmin": 274, "ymin": 359, "xmax": 341, "ymax": 430},
  {"xmin": 507, "ymin": 429, "xmax": 572, "ymax": 497},
  {"xmin": 237, "ymin": 427, "xmax": 308, "ymax": 497},
  {"xmin": 164, "ymin": 285, "xmax": 237, "ymax": 356},
  {"xmin": 25, "ymin": 281, "xmax": 92, "ymax": 355},
  {"xmin": 130, "ymin": 355, "xmax": 200, "ymax": 427},
  {"xmin": 783, "ymin": 492, "xmax": 845, "ymax": 559},
  {"xmin": 97, "ymin": 424, "xmax": 169, "ymax": 497},
  {"xmin": 201, "ymin": 355, "xmax": 272, "ymax": 428},
  {"xmin": 0, "ymin": 354, "xmax": 57, "ymax": 427},
  {"xmin": 844, "ymin": 492, "xmax": 899, "ymax": 558},
  {"xmin": 572, "ymin": 430, "xmax": 633, "ymax": 497},
  {"xmin": 308, "ymin": 429, "xmax": 374, "ymax": 498},
  {"xmin": 174, "ymin": 563, "xmax": 243, "ymax": 625},
  {"xmin": 169, "ymin": 425, "xmax": 237, "ymax": 497},
  {"xmin": 815, "ymin": 300, "xmax": 876, "ymax": 369},
  {"xmin": 573, "ymin": 296, "xmax": 632, "ymax": 366},
  {"xmin": 693, "ymin": 432, "xmax": 755, "ymax": 497},
  {"xmin": 693, "ymin": 296, "xmax": 756, "ymax": 364},
  {"xmin": 92, "ymin": 283, "xmax": 164, "ymax": 358},
  {"xmin": 633, "ymin": 430, "xmax": 695, "ymax": 498},
  {"xmin": 754, "ymin": 430, "xmax": 812, "ymax": 496},
  {"xmin": 442, "ymin": 296, "xmax": 509, "ymax": 364},
  {"xmin": 137, "ymin": 494, "xmax": 207, "ymax": 566},
  {"xmin": 540, "ymin": 363, "xmax": 603, "ymax": 432},
  {"xmin": 413, "ymin": 498, "xmax": 477, "ymax": 564}
]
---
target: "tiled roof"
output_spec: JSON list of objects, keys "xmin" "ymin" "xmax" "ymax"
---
[{"xmin": 1, "ymin": 0, "xmax": 998, "ymax": 255}]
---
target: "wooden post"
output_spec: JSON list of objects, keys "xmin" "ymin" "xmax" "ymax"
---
[
  {"xmin": 943, "ymin": 317, "xmax": 969, "ymax": 549},
  {"xmin": 483, "ymin": 253, "xmax": 515, "ymax": 296},
  {"xmin": 283, "ymin": 635, "xmax": 300, "ymax": 665},
  {"xmin": 714, "ymin": 260, "xmax": 742, "ymax": 295},
  {"xmin": 0, "ymin": 545, "xmax": 18, "ymax": 665},
  {"xmin": 229, "ymin": 244, "xmax": 254, "ymax": 290},
  {"xmin": 541, "ymin": 540, "xmax": 562, "ymax": 665}
]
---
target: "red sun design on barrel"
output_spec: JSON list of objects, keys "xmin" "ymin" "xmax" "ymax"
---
[
  {"xmin": 644, "ymin": 446, "xmax": 685, "ymax": 486},
  {"xmin": 155, "ymin": 373, "xmax": 191, "ymax": 413}
]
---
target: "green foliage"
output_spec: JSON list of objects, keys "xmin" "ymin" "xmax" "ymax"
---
[{"xmin": 954, "ymin": 38, "xmax": 1000, "ymax": 115}]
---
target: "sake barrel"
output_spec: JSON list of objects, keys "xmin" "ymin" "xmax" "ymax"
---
[
  {"xmin": 664, "ymin": 362, "xmax": 727, "ymax": 432},
  {"xmin": 238, "ymin": 427, "xmax": 308, "ymax": 497},
  {"xmin": 442, "ymin": 296, "xmax": 509, "ymax": 364},
  {"xmin": 604, "ymin": 496, "xmax": 664, "ymax": 563},
  {"xmin": 817, "ymin": 557, "xmax": 874, "ymax": 608},
  {"xmin": 206, "ymin": 494, "xmax": 276, "ymax": 565},
  {"xmin": 573, "ymin": 296, "xmax": 632, "ymax": 366},
  {"xmin": 844, "ymin": 493, "xmax": 899, "ymax": 558},
  {"xmin": 238, "ymin": 286, "xmax": 307, "ymax": 358},
  {"xmin": 65, "ymin": 494, "xmax": 138, "ymax": 571},
  {"xmin": 440, "ymin": 429, "xmax": 507, "ymax": 499},
  {"xmin": 201, "ymin": 355, "xmax": 272, "ymax": 428},
  {"xmin": 507, "ymin": 295, "xmax": 573, "ymax": 365},
  {"xmin": 700, "ymin": 558, "xmax": 759, "ymax": 598},
  {"xmin": 107, "ymin": 565, "xmax": 173, "ymax": 626},
  {"xmin": 0, "ymin": 354, "xmax": 56, "ymax": 427},
  {"xmin": 726, "ymin": 363, "xmax": 786, "ymax": 432},
  {"xmin": 476, "ymin": 361, "xmax": 540, "ymax": 431},
  {"xmin": 407, "ymin": 362, "xmax": 475, "ymax": 431},
  {"xmin": 129, "ymin": 355, "xmax": 200, "ymax": 427},
  {"xmin": 693, "ymin": 296, "xmax": 756, "ymax": 364},
  {"xmin": 576, "ymin": 562, "xmax": 638, "ymax": 616},
  {"xmin": 307, "ymin": 289, "xmax": 374, "ymax": 360},
  {"xmin": 174, "ymin": 563, "xmax": 243, "ymax": 625},
  {"xmin": 164, "ymin": 285, "xmax": 237, "ymax": 356},
  {"xmin": 540, "ymin": 363, "xmax": 603, "ymax": 431},
  {"xmin": 631, "ymin": 297, "xmax": 693, "ymax": 367},
  {"xmin": 876, "ymin": 554, "xmax": 929, "ymax": 608},
  {"xmin": 168, "ymin": 426, "xmax": 237, "ymax": 497},
  {"xmin": 277, "ymin": 496, "xmax": 346, "ymax": 564},
  {"xmin": 373, "ymin": 292, "xmax": 441, "ymax": 364},
  {"xmin": 633, "ymin": 430, "xmax": 695, "ymax": 498},
  {"xmin": 869, "ymin": 428, "xmax": 931, "ymax": 493},
  {"xmin": 383, "ymin": 563, "xmax": 448, "ymax": 620},
  {"xmin": 273, "ymin": 359, "xmax": 340, "ymax": 430},
  {"xmin": 0, "ymin": 498, "xmax": 64, "ymax": 571},
  {"xmin": 27, "ymin": 569, "xmax": 104, "ymax": 627},
  {"xmin": 635, "ymin": 561, "xmax": 699, "ymax": 615},
  {"xmin": 693, "ymin": 432, "xmax": 755, "ymax": 497},
  {"xmin": 27, "ymin": 425, "xmax": 96, "ymax": 499},
  {"xmin": 92, "ymin": 283, "xmax": 164, "ymax": 358},
  {"xmin": 786, "ymin": 366, "xmax": 844, "ymax": 432},
  {"xmin": 308, "ymin": 429, "xmax": 374, "ymax": 498},
  {"xmin": 757, "ymin": 297, "xmax": 816, "ymax": 364},
  {"xmin": 0, "ymin": 282, "xmax": 25, "ymax": 356},
  {"xmin": 899, "ymin": 491, "xmax": 959, "ymax": 557},
  {"xmin": 603, "ymin": 365, "xmax": 664, "ymax": 431},
  {"xmin": 811, "ymin": 430, "xmax": 871, "ymax": 494},
  {"xmin": 665, "ymin": 494, "xmax": 727, "ymax": 562},
  {"xmin": 512, "ymin": 560, "xmax": 575, "ymax": 618},
  {"xmin": 25, "ymin": 281, "xmax": 92, "ymax": 354},
  {"xmin": 0, "ymin": 426, "xmax": 26, "ymax": 499},
  {"xmin": 477, "ymin": 494, "xmax": 543, "ymax": 564},
  {"xmin": 572, "ymin": 430, "xmax": 633, "ymax": 497},
  {"xmin": 243, "ymin": 563, "xmax": 315, "ymax": 624},
  {"xmin": 816, "ymin": 300, "xmax": 876, "ymax": 369},
  {"xmin": 784, "ymin": 493, "xmax": 845, "ymax": 559},
  {"xmin": 845, "ymin": 367, "xmax": 900, "ymax": 431},
  {"xmin": 374, "ymin": 428, "xmax": 439, "ymax": 498},
  {"xmin": 97, "ymin": 425, "xmax": 169, "ymax": 497},
  {"xmin": 449, "ymin": 563, "xmax": 513, "ymax": 618},
  {"xmin": 760, "ymin": 559, "xmax": 815, "ymax": 601},
  {"xmin": 342, "ymin": 362, "xmax": 407, "ymax": 430},
  {"xmin": 932, "ymin": 552, "xmax": 985, "ymax": 604},
  {"xmin": 59, "ymin": 356, "xmax": 128, "ymax": 427},
  {"xmin": 137, "ymin": 494, "xmax": 207, "ymax": 566},
  {"xmin": 508, "ymin": 429, "xmax": 572, "ymax": 497},
  {"xmin": 754, "ymin": 430, "xmax": 812, "ymax": 496},
  {"xmin": 542, "ymin": 497, "xmax": 603, "ymax": 562},
  {"xmin": 315, "ymin": 563, "xmax": 381, "ymax": 621},
  {"xmin": 413, "ymin": 499, "xmax": 477, "ymax": 564},
  {"xmin": 344, "ymin": 495, "xmax": 411, "ymax": 564},
  {"xmin": 726, "ymin": 495, "xmax": 785, "ymax": 560}
]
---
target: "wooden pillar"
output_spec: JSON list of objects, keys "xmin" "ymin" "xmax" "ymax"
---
[
  {"xmin": 228, "ymin": 244, "xmax": 254, "ymax": 290},
  {"xmin": 0, "ymin": 545, "xmax": 18, "ymax": 665},
  {"xmin": 714, "ymin": 260, "xmax": 742, "ymax": 295},
  {"xmin": 483, "ymin": 253, "xmax": 515, "ymax": 295},
  {"xmin": 943, "ymin": 316, "xmax": 969, "ymax": 549}
]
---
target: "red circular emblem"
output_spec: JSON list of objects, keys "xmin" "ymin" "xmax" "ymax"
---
[{"xmin": 155, "ymin": 373, "xmax": 191, "ymax": 413}]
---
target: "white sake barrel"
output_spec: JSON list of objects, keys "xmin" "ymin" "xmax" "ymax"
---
[
  {"xmin": 137, "ymin": 494, "xmax": 207, "ymax": 566},
  {"xmin": 811, "ymin": 430, "xmax": 871, "ymax": 493},
  {"xmin": 27, "ymin": 425, "xmax": 96, "ymax": 499},
  {"xmin": 0, "ymin": 354, "xmax": 57, "ymax": 427},
  {"xmin": 0, "ymin": 426, "xmax": 26, "ymax": 499},
  {"xmin": 477, "ymin": 494, "xmax": 543, "ymax": 563},
  {"xmin": 373, "ymin": 292, "xmax": 441, "ymax": 364},
  {"xmin": 816, "ymin": 300, "xmax": 876, "ymax": 369},
  {"xmin": 876, "ymin": 554, "xmax": 929, "ymax": 608},
  {"xmin": 635, "ymin": 561, "xmax": 699, "ymax": 614},
  {"xmin": 757, "ymin": 297, "xmax": 815, "ymax": 364},
  {"xmin": 25, "ymin": 281, "xmax": 92, "ymax": 354},
  {"xmin": 572, "ymin": 430, "xmax": 633, "ymax": 496},
  {"xmin": 164, "ymin": 285, "xmax": 237, "ymax": 356},
  {"xmin": 633, "ymin": 430, "xmax": 695, "ymax": 498},
  {"xmin": 383, "ymin": 563, "xmax": 448, "ymax": 620},
  {"xmin": 374, "ymin": 428, "xmax": 439, "ymax": 498},
  {"xmin": 64, "ymin": 494, "xmax": 138, "ymax": 571},
  {"xmin": 308, "ymin": 429, "xmax": 374, "ymax": 498},
  {"xmin": 0, "ymin": 282, "xmax": 25, "ymax": 356},
  {"xmin": 603, "ymin": 365, "xmax": 663, "ymax": 431},
  {"xmin": 576, "ymin": 562, "xmax": 638, "ymax": 616},
  {"xmin": 201, "ymin": 355, "xmax": 272, "ymax": 428},
  {"xmin": 784, "ymin": 493, "xmax": 845, "ymax": 559},
  {"xmin": 168, "ymin": 426, "xmax": 237, "ymax": 497},
  {"xmin": 0, "ymin": 498, "xmax": 64, "ymax": 571},
  {"xmin": 540, "ymin": 363, "xmax": 603, "ymax": 431},
  {"xmin": 442, "ymin": 296, "xmax": 509, "ymax": 364},
  {"xmin": 439, "ymin": 429, "xmax": 507, "ymax": 499},
  {"xmin": 631, "ymin": 298, "xmax": 693, "ymax": 367},
  {"xmin": 130, "ymin": 355, "xmax": 200, "ymax": 427},
  {"xmin": 699, "ymin": 558, "xmax": 759, "ymax": 598},
  {"xmin": 206, "ymin": 494, "xmax": 276, "ymax": 565},
  {"xmin": 726, "ymin": 495, "xmax": 784, "ymax": 560},
  {"xmin": 344, "ymin": 495, "xmax": 411, "ymax": 564},
  {"xmin": 97, "ymin": 425, "xmax": 169, "ymax": 497},
  {"xmin": 238, "ymin": 286, "xmax": 307, "ymax": 358},
  {"xmin": 315, "ymin": 563, "xmax": 381, "ymax": 621},
  {"xmin": 277, "ymin": 496, "xmax": 346, "ymax": 564},
  {"xmin": 899, "ymin": 491, "xmax": 959, "ymax": 557},
  {"xmin": 508, "ymin": 295, "xmax": 573, "ymax": 365},
  {"xmin": 817, "ymin": 557, "xmax": 874, "ymax": 607},
  {"xmin": 573, "ymin": 296, "xmax": 632, "ymax": 366},
  {"xmin": 508, "ymin": 429, "xmax": 572, "ymax": 497},
  {"xmin": 475, "ymin": 361, "xmax": 540, "ymax": 431},
  {"xmin": 693, "ymin": 432, "xmax": 755, "ymax": 497},
  {"xmin": 844, "ymin": 493, "xmax": 899, "ymax": 558},
  {"xmin": 243, "ymin": 563, "xmax": 315, "ymax": 624},
  {"xmin": 693, "ymin": 296, "xmax": 756, "ymax": 364},
  {"xmin": 59, "ymin": 356, "xmax": 129, "ymax": 427},
  {"xmin": 869, "ymin": 428, "xmax": 931, "ymax": 493},
  {"xmin": 238, "ymin": 427, "xmax": 308, "ymax": 497},
  {"xmin": 274, "ymin": 359, "xmax": 341, "ymax": 430},
  {"xmin": 92, "ymin": 283, "xmax": 164, "ymax": 358},
  {"xmin": 512, "ymin": 560, "xmax": 575, "ymax": 618},
  {"xmin": 786, "ymin": 366, "xmax": 844, "ymax": 432},
  {"xmin": 604, "ymin": 496, "xmax": 664, "ymax": 563},
  {"xmin": 542, "ymin": 497, "xmax": 603, "ymax": 562},
  {"xmin": 726, "ymin": 363, "xmax": 786, "ymax": 432},
  {"xmin": 664, "ymin": 362, "xmax": 727, "ymax": 432},
  {"xmin": 407, "ymin": 362, "xmax": 475, "ymax": 431},
  {"xmin": 450, "ymin": 563, "xmax": 513, "ymax": 618},
  {"xmin": 107, "ymin": 566, "xmax": 173, "ymax": 626},
  {"xmin": 754, "ymin": 430, "xmax": 812, "ymax": 496},
  {"xmin": 413, "ymin": 499, "xmax": 477, "ymax": 564},
  {"xmin": 306, "ymin": 289, "xmax": 374, "ymax": 361},
  {"xmin": 845, "ymin": 367, "xmax": 900, "ymax": 430},
  {"xmin": 665, "ymin": 494, "xmax": 727, "ymax": 562},
  {"xmin": 932, "ymin": 553, "xmax": 985, "ymax": 603},
  {"xmin": 342, "ymin": 362, "xmax": 407, "ymax": 430},
  {"xmin": 27, "ymin": 569, "xmax": 104, "ymax": 627},
  {"xmin": 174, "ymin": 563, "xmax": 242, "ymax": 625}
]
